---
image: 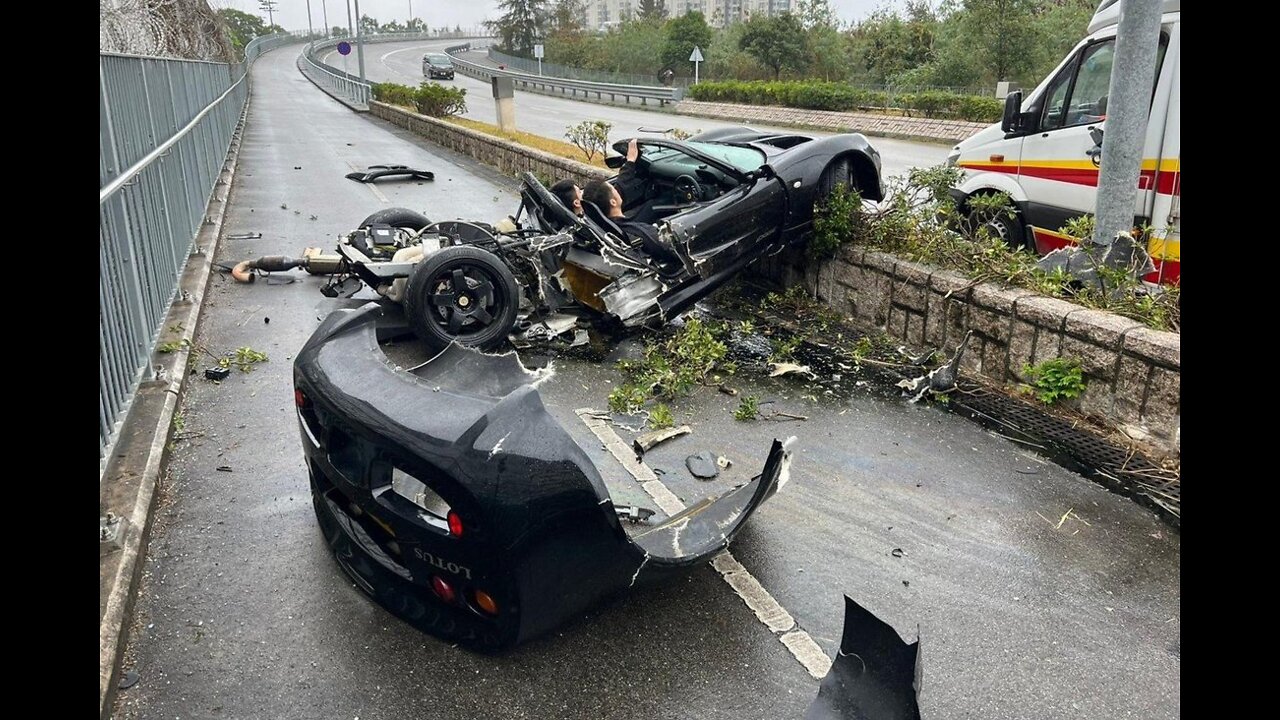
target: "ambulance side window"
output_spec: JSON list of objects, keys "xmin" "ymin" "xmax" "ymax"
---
[{"xmin": 1042, "ymin": 40, "xmax": 1114, "ymax": 131}]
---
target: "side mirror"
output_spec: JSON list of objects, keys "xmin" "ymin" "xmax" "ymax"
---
[
  {"xmin": 604, "ymin": 155, "xmax": 627, "ymax": 170},
  {"xmin": 757, "ymin": 164, "xmax": 776, "ymax": 180},
  {"xmin": 1000, "ymin": 91, "xmax": 1024, "ymax": 134}
]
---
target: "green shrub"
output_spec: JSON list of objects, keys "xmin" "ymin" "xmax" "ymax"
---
[
  {"xmin": 1022, "ymin": 358, "xmax": 1086, "ymax": 405},
  {"xmin": 371, "ymin": 82, "xmax": 415, "ymax": 107},
  {"xmin": 689, "ymin": 81, "xmax": 989, "ymax": 118},
  {"xmin": 413, "ymin": 82, "xmax": 466, "ymax": 117},
  {"xmin": 564, "ymin": 120, "xmax": 612, "ymax": 161},
  {"xmin": 809, "ymin": 183, "xmax": 865, "ymax": 259}
]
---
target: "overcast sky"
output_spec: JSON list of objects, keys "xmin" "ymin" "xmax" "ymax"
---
[{"xmin": 212, "ymin": 1, "xmax": 913, "ymax": 33}]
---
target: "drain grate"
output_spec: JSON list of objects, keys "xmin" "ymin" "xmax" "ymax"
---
[{"xmin": 954, "ymin": 384, "xmax": 1179, "ymax": 526}]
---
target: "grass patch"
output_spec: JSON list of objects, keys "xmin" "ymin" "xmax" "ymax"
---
[{"xmin": 445, "ymin": 117, "xmax": 610, "ymax": 169}]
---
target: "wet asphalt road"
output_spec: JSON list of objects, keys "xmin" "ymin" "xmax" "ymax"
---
[
  {"xmin": 321, "ymin": 40, "xmax": 951, "ymax": 179},
  {"xmin": 114, "ymin": 44, "xmax": 1179, "ymax": 719}
]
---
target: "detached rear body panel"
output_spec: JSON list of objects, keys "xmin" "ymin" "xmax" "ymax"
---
[{"xmin": 294, "ymin": 304, "xmax": 790, "ymax": 649}]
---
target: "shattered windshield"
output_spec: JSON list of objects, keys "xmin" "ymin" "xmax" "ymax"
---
[{"xmin": 639, "ymin": 142, "xmax": 765, "ymax": 174}]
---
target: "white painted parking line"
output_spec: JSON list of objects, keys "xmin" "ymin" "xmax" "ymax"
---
[{"xmin": 575, "ymin": 408, "xmax": 833, "ymax": 680}]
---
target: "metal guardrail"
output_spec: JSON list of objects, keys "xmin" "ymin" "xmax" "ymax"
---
[
  {"xmin": 99, "ymin": 31, "xmax": 302, "ymax": 460},
  {"xmin": 486, "ymin": 47, "xmax": 692, "ymax": 89},
  {"xmin": 446, "ymin": 46, "xmax": 683, "ymax": 106},
  {"xmin": 302, "ymin": 33, "xmax": 494, "ymax": 109}
]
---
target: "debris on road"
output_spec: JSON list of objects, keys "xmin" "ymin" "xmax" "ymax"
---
[
  {"xmin": 204, "ymin": 366, "xmax": 231, "ymax": 381},
  {"xmin": 686, "ymin": 450, "xmax": 720, "ymax": 479},
  {"xmin": 118, "ymin": 670, "xmax": 140, "ymax": 690},
  {"xmin": 897, "ymin": 330, "xmax": 972, "ymax": 402},
  {"xmin": 633, "ymin": 424, "xmax": 691, "ymax": 454},
  {"xmin": 344, "ymin": 165, "xmax": 435, "ymax": 183},
  {"xmin": 769, "ymin": 361, "xmax": 817, "ymax": 379},
  {"xmin": 806, "ymin": 595, "xmax": 922, "ymax": 719}
]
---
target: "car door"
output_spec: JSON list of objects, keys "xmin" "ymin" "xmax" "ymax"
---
[{"xmin": 665, "ymin": 175, "xmax": 787, "ymax": 275}]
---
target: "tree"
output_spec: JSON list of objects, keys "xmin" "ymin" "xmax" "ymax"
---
[
  {"xmin": 487, "ymin": 0, "xmax": 548, "ymax": 56},
  {"xmin": 637, "ymin": 0, "xmax": 668, "ymax": 23},
  {"xmin": 359, "ymin": 14, "xmax": 380, "ymax": 35},
  {"xmin": 849, "ymin": 2, "xmax": 936, "ymax": 85},
  {"xmin": 550, "ymin": 0, "xmax": 585, "ymax": 32},
  {"xmin": 331, "ymin": 26, "xmax": 345, "ymax": 38},
  {"xmin": 661, "ymin": 11, "xmax": 713, "ymax": 74},
  {"xmin": 949, "ymin": 0, "xmax": 1039, "ymax": 82},
  {"xmin": 217, "ymin": 8, "xmax": 269, "ymax": 50},
  {"xmin": 381, "ymin": 19, "xmax": 406, "ymax": 33},
  {"xmin": 794, "ymin": 0, "xmax": 837, "ymax": 30},
  {"xmin": 738, "ymin": 12, "xmax": 809, "ymax": 79}
]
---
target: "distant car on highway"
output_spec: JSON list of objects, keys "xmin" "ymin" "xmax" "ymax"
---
[{"xmin": 422, "ymin": 53, "xmax": 455, "ymax": 80}]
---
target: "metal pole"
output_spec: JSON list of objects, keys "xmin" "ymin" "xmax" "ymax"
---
[
  {"xmin": 306, "ymin": 0, "xmax": 314, "ymax": 38},
  {"xmin": 1093, "ymin": 0, "xmax": 1164, "ymax": 248},
  {"xmin": 346, "ymin": 0, "xmax": 354, "ymax": 38},
  {"xmin": 354, "ymin": 0, "xmax": 367, "ymax": 82},
  {"xmin": 322, "ymin": 0, "xmax": 329, "ymax": 36}
]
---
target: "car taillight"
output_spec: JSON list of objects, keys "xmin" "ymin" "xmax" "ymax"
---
[
  {"xmin": 295, "ymin": 388, "xmax": 309, "ymax": 408},
  {"xmin": 473, "ymin": 589, "xmax": 499, "ymax": 616},
  {"xmin": 431, "ymin": 575, "xmax": 456, "ymax": 604},
  {"xmin": 447, "ymin": 510, "xmax": 464, "ymax": 538}
]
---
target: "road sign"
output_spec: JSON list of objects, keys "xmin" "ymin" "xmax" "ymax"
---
[
  {"xmin": 534, "ymin": 44, "xmax": 544, "ymax": 59},
  {"xmin": 337, "ymin": 41, "xmax": 351, "ymax": 56},
  {"xmin": 689, "ymin": 46, "xmax": 704, "ymax": 84}
]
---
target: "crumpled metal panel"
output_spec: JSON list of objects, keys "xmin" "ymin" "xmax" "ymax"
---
[
  {"xmin": 806, "ymin": 595, "xmax": 923, "ymax": 720},
  {"xmin": 294, "ymin": 302, "xmax": 790, "ymax": 649}
]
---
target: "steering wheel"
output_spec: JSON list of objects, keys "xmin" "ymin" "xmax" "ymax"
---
[{"xmin": 673, "ymin": 174, "xmax": 703, "ymax": 205}]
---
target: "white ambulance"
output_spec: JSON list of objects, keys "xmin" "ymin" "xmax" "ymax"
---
[{"xmin": 947, "ymin": 0, "xmax": 1180, "ymax": 283}]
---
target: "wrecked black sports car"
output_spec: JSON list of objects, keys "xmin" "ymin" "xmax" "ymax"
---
[
  {"xmin": 294, "ymin": 303, "xmax": 794, "ymax": 649},
  {"xmin": 324, "ymin": 130, "xmax": 882, "ymax": 351}
]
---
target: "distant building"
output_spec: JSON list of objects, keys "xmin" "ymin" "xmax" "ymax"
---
[{"xmin": 582, "ymin": 0, "xmax": 790, "ymax": 31}]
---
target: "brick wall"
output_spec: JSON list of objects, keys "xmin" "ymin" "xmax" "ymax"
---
[{"xmin": 675, "ymin": 100, "xmax": 990, "ymax": 144}]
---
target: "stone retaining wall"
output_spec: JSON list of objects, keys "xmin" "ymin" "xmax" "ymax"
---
[
  {"xmin": 757, "ymin": 246, "xmax": 1180, "ymax": 458},
  {"xmin": 370, "ymin": 101, "xmax": 610, "ymax": 187},
  {"xmin": 675, "ymin": 100, "xmax": 989, "ymax": 144}
]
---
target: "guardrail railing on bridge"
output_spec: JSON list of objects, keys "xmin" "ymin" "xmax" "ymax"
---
[
  {"xmin": 446, "ymin": 45, "xmax": 684, "ymax": 106},
  {"xmin": 301, "ymin": 33, "xmax": 495, "ymax": 109},
  {"xmin": 99, "ymin": 31, "xmax": 304, "ymax": 462}
]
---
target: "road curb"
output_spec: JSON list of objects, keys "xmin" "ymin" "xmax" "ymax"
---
[{"xmin": 98, "ymin": 86, "xmax": 251, "ymax": 720}]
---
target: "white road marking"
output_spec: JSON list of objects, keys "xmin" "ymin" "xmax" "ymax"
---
[
  {"xmin": 346, "ymin": 161, "xmax": 388, "ymax": 202},
  {"xmin": 575, "ymin": 407, "xmax": 831, "ymax": 680}
]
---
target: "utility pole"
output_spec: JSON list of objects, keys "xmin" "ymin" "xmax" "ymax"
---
[
  {"xmin": 258, "ymin": 0, "xmax": 277, "ymax": 30},
  {"xmin": 1093, "ymin": 0, "xmax": 1165, "ymax": 252},
  {"xmin": 353, "ymin": 0, "xmax": 367, "ymax": 82},
  {"xmin": 322, "ymin": 0, "xmax": 329, "ymax": 36},
  {"xmin": 305, "ymin": 0, "xmax": 314, "ymax": 37}
]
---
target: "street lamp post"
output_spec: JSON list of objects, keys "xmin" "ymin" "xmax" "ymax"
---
[
  {"xmin": 322, "ymin": 0, "xmax": 329, "ymax": 36},
  {"xmin": 353, "ymin": 0, "xmax": 366, "ymax": 82},
  {"xmin": 305, "ymin": 0, "xmax": 314, "ymax": 38}
]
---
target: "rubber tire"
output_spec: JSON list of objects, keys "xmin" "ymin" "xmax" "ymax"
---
[
  {"xmin": 359, "ymin": 207, "xmax": 432, "ymax": 231},
  {"xmin": 972, "ymin": 206, "xmax": 1029, "ymax": 252},
  {"xmin": 403, "ymin": 246, "xmax": 520, "ymax": 353},
  {"xmin": 818, "ymin": 156, "xmax": 856, "ymax": 197}
]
